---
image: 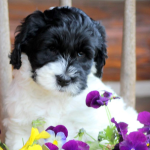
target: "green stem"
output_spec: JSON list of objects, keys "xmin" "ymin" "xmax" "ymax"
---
[
  {"xmin": 85, "ymin": 132, "xmax": 97, "ymax": 141},
  {"xmin": 78, "ymin": 136, "xmax": 83, "ymax": 141},
  {"xmin": 105, "ymin": 106, "xmax": 113, "ymax": 127},
  {"xmin": 106, "ymin": 106, "xmax": 112, "ymax": 121},
  {"xmin": 3, "ymin": 143, "xmax": 9, "ymax": 150},
  {"xmin": 105, "ymin": 106, "xmax": 112, "ymax": 127},
  {"xmin": 22, "ymin": 138, "xmax": 24, "ymax": 146}
]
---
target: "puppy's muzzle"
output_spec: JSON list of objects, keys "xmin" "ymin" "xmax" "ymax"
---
[{"xmin": 56, "ymin": 75, "xmax": 71, "ymax": 87}]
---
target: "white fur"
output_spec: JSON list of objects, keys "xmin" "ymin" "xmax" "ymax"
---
[
  {"xmin": 36, "ymin": 56, "xmax": 80, "ymax": 95},
  {"xmin": 3, "ymin": 54, "xmax": 141, "ymax": 150}
]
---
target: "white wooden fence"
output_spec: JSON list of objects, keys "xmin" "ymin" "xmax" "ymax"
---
[{"xmin": 0, "ymin": 0, "xmax": 12, "ymax": 142}]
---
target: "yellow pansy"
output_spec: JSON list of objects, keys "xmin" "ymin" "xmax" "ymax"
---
[
  {"xmin": 0, "ymin": 147, "xmax": 3, "ymax": 150},
  {"xmin": 28, "ymin": 144, "xmax": 42, "ymax": 150},
  {"xmin": 20, "ymin": 127, "xmax": 50, "ymax": 150}
]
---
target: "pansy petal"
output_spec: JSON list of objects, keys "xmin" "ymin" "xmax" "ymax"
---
[
  {"xmin": 35, "ymin": 131, "xmax": 50, "ymax": 140},
  {"xmin": 53, "ymin": 125, "xmax": 68, "ymax": 138},
  {"xmin": 137, "ymin": 111, "xmax": 150, "ymax": 126},
  {"xmin": 119, "ymin": 122, "xmax": 128, "ymax": 139},
  {"xmin": 119, "ymin": 141, "xmax": 132, "ymax": 150},
  {"xmin": 146, "ymin": 134, "xmax": 150, "ymax": 147},
  {"xmin": 46, "ymin": 130, "xmax": 55, "ymax": 136},
  {"xmin": 134, "ymin": 143, "xmax": 148, "ymax": 150},
  {"xmin": 90, "ymin": 96, "xmax": 101, "ymax": 108},
  {"xmin": 119, "ymin": 132, "xmax": 147, "ymax": 150},
  {"xmin": 103, "ymin": 91, "xmax": 112, "ymax": 98},
  {"xmin": 76, "ymin": 141, "xmax": 90, "ymax": 150},
  {"xmin": 44, "ymin": 130, "xmax": 55, "ymax": 143},
  {"xmin": 56, "ymin": 132, "xmax": 66, "ymax": 148},
  {"xmin": 28, "ymin": 144, "xmax": 42, "ymax": 150},
  {"xmin": 56, "ymin": 132, "xmax": 66, "ymax": 140},
  {"xmin": 97, "ymin": 97, "xmax": 109, "ymax": 106},
  {"xmin": 138, "ymin": 126, "xmax": 150, "ymax": 134},
  {"xmin": 62, "ymin": 140, "xmax": 78, "ymax": 150},
  {"xmin": 45, "ymin": 143, "xmax": 58, "ymax": 150},
  {"xmin": 86, "ymin": 91, "xmax": 100, "ymax": 108},
  {"xmin": 46, "ymin": 126, "xmax": 55, "ymax": 132},
  {"xmin": 127, "ymin": 131, "xmax": 147, "ymax": 144},
  {"xmin": 111, "ymin": 118, "xmax": 119, "ymax": 131},
  {"xmin": 28, "ymin": 128, "xmax": 39, "ymax": 145}
]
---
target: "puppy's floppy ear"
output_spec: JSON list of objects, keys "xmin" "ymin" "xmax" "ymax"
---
[
  {"xmin": 10, "ymin": 11, "xmax": 46, "ymax": 69},
  {"xmin": 93, "ymin": 20, "xmax": 108, "ymax": 78}
]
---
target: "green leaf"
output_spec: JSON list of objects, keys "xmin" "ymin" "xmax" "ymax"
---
[
  {"xmin": 32, "ymin": 118, "xmax": 46, "ymax": 128},
  {"xmin": 74, "ymin": 128, "xmax": 85, "ymax": 141},
  {"xmin": 0, "ymin": 142, "xmax": 9, "ymax": 150},
  {"xmin": 98, "ymin": 131, "xmax": 106, "ymax": 141},
  {"xmin": 104, "ymin": 125, "xmax": 116, "ymax": 144},
  {"xmin": 42, "ymin": 145, "xmax": 50, "ymax": 150},
  {"xmin": 88, "ymin": 141, "xmax": 100, "ymax": 150}
]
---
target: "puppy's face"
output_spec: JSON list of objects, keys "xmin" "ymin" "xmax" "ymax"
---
[
  {"xmin": 29, "ymin": 28, "xmax": 95, "ymax": 95},
  {"xmin": 10, "ymin": 7, "xmax": 107, "ymax": 95}
]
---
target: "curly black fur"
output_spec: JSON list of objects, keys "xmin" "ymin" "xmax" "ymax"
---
[{"xmin": 10, "ymin": 6, "xmax": 107, "ymax": 78}]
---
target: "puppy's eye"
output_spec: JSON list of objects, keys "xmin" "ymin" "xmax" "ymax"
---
[{"xmin": 77, "ymin": 52, "xmax": 84, "ymax": 57}]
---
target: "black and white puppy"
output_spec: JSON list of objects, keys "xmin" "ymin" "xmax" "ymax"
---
[{"xmin": 3, "ymin": 7, "xmax": 140, "ymax": 150}]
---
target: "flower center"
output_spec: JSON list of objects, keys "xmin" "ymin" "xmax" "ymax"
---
[
  {"xmin": 131, "ymin": 148, "xmax": 135, "ymax": 150},
  {"xmin": 147, "ymin": 143, "xmax": 150, "ymax": 147},
  {"xmin": 53, "ymin": 140, "xmax": 58, "ymax": 146}
]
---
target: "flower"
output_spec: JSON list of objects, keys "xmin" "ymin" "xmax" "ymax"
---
[
  {"xmin": 86, "ymin": 91, "xmax": 110, "ymax": 108},
  {"xmin": 111, "ymin": 117, "xmax": 128, "ymax": 141},
  {"xmin": 103, "ymin": 91, "xmax": 113, "ymax": 98},
  {"xmin": 43, "ymin": 125, "xmax": 89, "ymax": 150},
  {"xmin": 0, "ymin": 147, "xmax": 3, "ymax": 150},
  {"xmin": 111, "ymin": 118, "xmax": 128, "ymax": 150},
  {"xmin": 138, "ymin": 111, "xmax": 150, "ymax": 135},
  {"xmin": 119, "ymin": 131, "xmax": 148, "ymax": 150},
  {"xmin": 20, "ymin": 127, "xmax": 50, "ymax": 150},
  {"xmin": 62, "ymin": 140, "xmax": 89, "ymax": 150},
  {"xmin": 146, "ymin": 135, "xmax": 150, "ymax": 148},
  {"xmin": 44, "ymin": 140, "xmax": 89, "ymax": 150},
  {"xmin": 86, "ymin": 90, "xmax": 119, "ymax": 109},
  {"xmin": 44, "ymin": 125, "xmax": 68, "ymax": 148}
]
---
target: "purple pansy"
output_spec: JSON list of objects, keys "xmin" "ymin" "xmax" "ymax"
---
[
  {"xmin": 111, "ymin": 118, "xmax": 128, "ymax": 141},
  {"xmin": 62, "ymin": 140, "xmax": 89, "ymax": 150},
  {"xmin": 119, "ymin": 131, "xmax": 148, "ymax": 150},
  {"xmin": 45, "ymin": 143, "xmax": 58, "ymax": 150},
  {"xmin": 44, "ymin": 140, "xmax": 89, "ymax": 150},
  {"xmin": 86, "ymin": 91, "xmax": 113, "ymax": 109},
  {"xmin": 138, "ymin": 111, "xmax": 150, "ymax": 135},
  {"xmin": 146, "ymin": 135, "xmax": 150, "ymax": 149},
  {"xmin": 103, "ymin": 91, "xmax": 120, "ymax": 100},
  {"xmin": 45, "ymin": 125, "xmax": 68, "ymax": 148},
  {"xmin": 103, "ymin": 91, "xmax": 112, "ymax": 98},
  {"xmin": 46, "ymin": 125, "xmax": 68, "ymax": 138}
]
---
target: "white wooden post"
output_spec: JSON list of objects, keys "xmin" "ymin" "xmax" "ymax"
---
[
  {"xmin": 120, "ymin": 0, "xmax": 136, "ymax": 108},
  {"xmin": 59, "ymin": 0, "xmax": 72, "ymax": 7},
  {"xmin": 0, "ymin": 0, "xmax": 12, "ymax": 142}
]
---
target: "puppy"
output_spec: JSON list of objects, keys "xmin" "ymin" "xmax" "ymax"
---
[{"xmin": 3, "ymin": 7, "xmax": 140, "ymax": 150}]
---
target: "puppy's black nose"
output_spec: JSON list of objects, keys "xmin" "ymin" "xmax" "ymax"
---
[{"xmin": 56, "ymin": 75, "xmax": 71, "ymax": 87}]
